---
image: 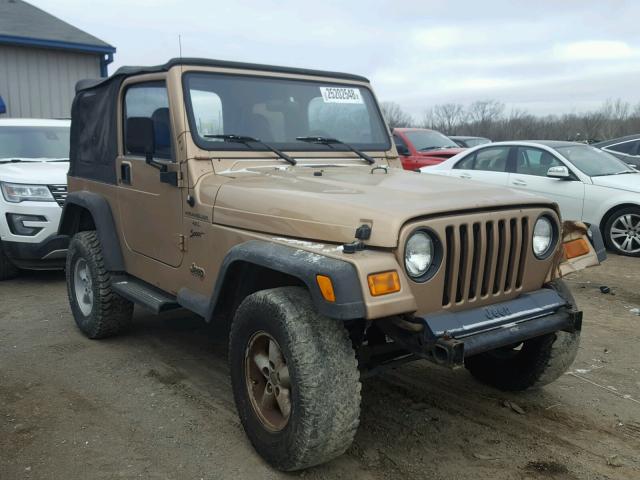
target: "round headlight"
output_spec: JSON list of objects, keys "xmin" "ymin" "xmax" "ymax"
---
[
  {"xmin": 533, "ymin": 216, "xmax": 554, "ymax": 258},
  {"xmin": 405, "ymin": 231, "xmax": 434, "ymax": 278}
]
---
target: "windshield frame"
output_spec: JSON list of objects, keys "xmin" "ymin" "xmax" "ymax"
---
[
  {"xmin": 554, "ymin": 145, "xmax": 636, "ymax": 177},
  {"xmin": 181, "ymin": 71, "xmax": 391, "ymax": 153}
]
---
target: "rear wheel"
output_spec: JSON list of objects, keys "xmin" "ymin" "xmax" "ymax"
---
[
  {"xmin": 465, "ymin": 280, "xmax": 580, "ymax": 391},
  {"xmin": 66, "ymin": 231, "xmax": 133, "ymax": 338},
  {"xmin": 603, "ymin": 206, "xmax": 640, "ymax": 257},
  {"xmin": 229, "ymin": 287, "xmax": 361, "ymax": 471},
  {"xmin": 0, "ymin": 245, "xmax": 19, "ymax": 280}
]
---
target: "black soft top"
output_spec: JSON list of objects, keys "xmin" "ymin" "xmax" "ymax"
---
[
  {"xmin": 70, "ymin": 58, "xmax": 370, "ymax": 184},
  {"xmin": 76, "ymin": 57, "xmax": 370, "ymax": 92}
]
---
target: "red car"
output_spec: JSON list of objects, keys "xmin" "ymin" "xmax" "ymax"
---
[{"xmin": 393, "ymin": 128, "xmax": 465, "ymax": 170}]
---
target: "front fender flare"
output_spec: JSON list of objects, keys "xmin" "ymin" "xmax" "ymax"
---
[{"xmin": 178, "ymin": 240, "xmax": 366, "ymax": 321}]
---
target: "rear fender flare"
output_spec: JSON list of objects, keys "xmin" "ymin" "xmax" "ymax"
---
[{"xmin": 58, "ymin": 191, "xmax": 124, "ymax": 271}]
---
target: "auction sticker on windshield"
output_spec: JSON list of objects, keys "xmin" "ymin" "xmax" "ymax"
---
[{"xmin": 320, "ymin": 87, "xmax": 363, "ymax": 104}]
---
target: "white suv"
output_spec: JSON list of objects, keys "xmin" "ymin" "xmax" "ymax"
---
[{"xmin": 0, "ymin": 118, "xmax": 71, "ymax": 279}]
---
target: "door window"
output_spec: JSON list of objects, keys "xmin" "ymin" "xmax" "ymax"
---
[
  {"xmin": 515, "ymin": 147, "xmax": 563, "ymax": 176},
  {"xmin": 124, "ymin": 82, "xmax": 173, "ymax": 159},
  {"xmin": 605, "ymin": 140, "xmax": 639, "ymax": 156},
  {"xmin": 454, "ymin": 146, "xmax": 509, "ymax": 172},
  {"xmin": 393, "ymin": 134, "xmax": 408, "ymax": 151}
]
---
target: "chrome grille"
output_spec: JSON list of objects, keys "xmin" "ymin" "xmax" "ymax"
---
[
  {"xmin": 48, "ymin": 185, "xmax": 67, "ymax": 207},
  {"xmin": 442, "ymin": 216, "xmax": 529, "ymax": 307}
]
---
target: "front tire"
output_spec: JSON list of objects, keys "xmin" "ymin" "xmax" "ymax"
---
[
  {"xmin": 0, "ymin": 244, "xmax": 19, "ymax": 280},
  {"xmin": 66, "ymin": 231, "xmax": 133, "ymax": 339},
  {"xmin": 229, "ymin": 287, "xmax": 361, "ymax": 471},
  {"xmin": 465, "ymin": 280, "xmax": 580, "ymax": 391},
  {"xmin": 603, "ymin": 206, "xmax": 640, "ymax": 257}
]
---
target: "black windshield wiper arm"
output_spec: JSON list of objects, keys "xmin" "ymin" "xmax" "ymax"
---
[
  {"xmin": 204, "ymin": 134, "xmax": 296, "ymax": 166},
  {"xmin": 296, "ymin": 136, "xmax": 375, "ymax": 165}
]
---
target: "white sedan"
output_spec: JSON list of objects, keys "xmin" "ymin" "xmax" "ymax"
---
[{"xmin": 420, "ymin": 140, "xmax": 640, "ymax": 256}]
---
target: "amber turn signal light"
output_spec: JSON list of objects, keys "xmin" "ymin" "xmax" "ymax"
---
[
  {"xmin": 367, "ymin": 271, "xmax": 401, "ymax": 297},
  {"xmin": 316, "ymin": 275, "xmax": 336, "ymax": 302},
  {"xmin": 563, "ymin": 238, "xmax": 590, "ymax": 259}
]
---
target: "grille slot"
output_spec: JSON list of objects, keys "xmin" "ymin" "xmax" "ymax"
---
[
  {"xmin": 442, "ymin": 216, "xmax": 529, "ymax": 307},
  {"xmin": 48, "ymin": 185, "xmax": 67, "ymax": 207}
]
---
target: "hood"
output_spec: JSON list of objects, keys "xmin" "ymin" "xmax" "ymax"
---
[
  {"xmin": 0, "ymin": 161, "xmax": 69, "ymax": 185},
  {"xmin": 417, "ymin": 147, "xmax": 465, "ymax": 159},
  {"xmin": 212, "ymin": 165, "xmax": 553, "ymax": 247},
  {"xmin": 591, "ymin": 173, "xmax": 640, "ymax": 193}
]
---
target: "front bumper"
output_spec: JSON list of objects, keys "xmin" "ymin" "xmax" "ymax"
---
[
  {"xmin": 2, "ymin": 234, "xmax": 69, "ymax": 269},
  {"xmin": 381, "ymin": 288, "xmax": 582, "ymax": 368}
]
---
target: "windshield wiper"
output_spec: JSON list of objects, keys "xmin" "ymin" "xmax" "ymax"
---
[
  {"xmin": 0, "ymin": 158, "xmax": 26, "ymax": 164},
  {"xmin": 594, "ymin": 170, "xmax": 636, "ymax": 177},
  {"xmin": 420, "ymin": 146, "xmax": 456, "ymax": 151},
  {"xmin": 296, "ymin": 136, "xmax": 375, "ymax": 165},
  {"xmin": 204, "ymin": 134, "xmax": 296, "ymax": 166}
]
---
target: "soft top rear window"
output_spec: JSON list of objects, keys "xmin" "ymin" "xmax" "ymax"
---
[{"xmin": 183, "ymin": 72, "xmax": 390, "ymax": 152}]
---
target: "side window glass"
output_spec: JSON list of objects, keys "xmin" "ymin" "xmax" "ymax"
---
[
  {"xmin": 124, "ymin": 82, "xmax": 173, "ymax": 159},
  {"xmin": 393, "ymin": 134, "xmax": 408, "ymax": 150},
  {"xmin": 515, "ymin": 147, "xmax": 562, "ymax": 176},
  {"xmin": 471, "ymin": 147, "xmax": 509, "ymax": 172},
  {"xmin": 606, "ymin": 141, "xmax": 635, "ymax": 155},
  {"xmin": 454, "ymin": 153, "xmax": 476, "ymax": 170}
]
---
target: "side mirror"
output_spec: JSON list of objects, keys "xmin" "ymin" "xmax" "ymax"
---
[
  {"xmin": 547, "ymin": 165, "xmax": 571, "ymax": 179},
  {"xmin": 126, "ymin": 117, "xmax": 155, "ymax": 161},
  {"xmin": 396, "ymin": 144, "xmax": 410, "ymax": 156}
]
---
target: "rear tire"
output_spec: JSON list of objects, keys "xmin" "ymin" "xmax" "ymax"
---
[
  {"xmin": 66, "ymin": 231, "xmax": 133, "ymax": 339},
  {"xmin": 465, "ymin": 280, "xmax": 580, "ymax": 391},
  {"xmin": 229, "ymin": 287, "xmax": 361, "ymax": 471},
  {"xmin": 603, "ymin": 206, "xmax": 640, "ymax": 257},
  {"xmin": 0, "ymin": 245, "xmax": 19, "ymax": 280}
]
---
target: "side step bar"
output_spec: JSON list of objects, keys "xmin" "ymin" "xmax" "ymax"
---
[{"xmin": 111, "ymin": 276, "xmax": 181, "ymax": 314}]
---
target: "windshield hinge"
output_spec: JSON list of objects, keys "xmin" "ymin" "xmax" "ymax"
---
[{"xmin": 178, "ymin": 234, "xmax": 186, "ymax": 252}]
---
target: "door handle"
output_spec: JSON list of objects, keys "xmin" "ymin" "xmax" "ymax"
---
[
  {"xmin": 121, "ymin": 163, "xmax": 131, "ymax": 185},
  {"xmin": 458, "ymin": 173, "xmax": 472, "ymax": 179},
  {"xmin": 512, "ymin": 179, "xmax": 527, "ymax": 186}
]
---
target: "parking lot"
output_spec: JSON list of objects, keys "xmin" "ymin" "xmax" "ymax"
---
[{"xmin": 1, "ymin": 254, "xmax": 639, "ymax": 480}]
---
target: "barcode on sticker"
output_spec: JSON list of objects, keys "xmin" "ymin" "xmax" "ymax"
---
[{"xmin": 320, "ymin": 87, "xmax": 363, "ymax": 104}]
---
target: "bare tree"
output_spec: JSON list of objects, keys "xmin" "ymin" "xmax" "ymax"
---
[
  {"xmin": 381, "ymin": 98, "xmax": 640, "ymax": 142},
  {"xmin": 426, "ymin": 103, "xmax": 465, "ymax": 134},
  {"xmin": 379, "ymin": 102, "xmax": 414, "ymax": 129}
]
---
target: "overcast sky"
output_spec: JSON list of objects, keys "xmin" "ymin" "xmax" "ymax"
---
[{"xmin": 32, "ymin": 0, "xmax": 640, "ymax": 119}]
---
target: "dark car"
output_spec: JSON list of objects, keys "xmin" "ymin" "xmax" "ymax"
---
[
  {"xmin": 593, "ymin": 134, "xmax": 640, "ymax": 168},
  {"xmin": 450, "ymin": 135, "xmax": 491, "ymax": 148}
]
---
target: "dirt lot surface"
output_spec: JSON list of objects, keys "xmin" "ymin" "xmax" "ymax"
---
[{"xmin": 1, "ymin": 255, "xmax": 639, "ymax": 480}]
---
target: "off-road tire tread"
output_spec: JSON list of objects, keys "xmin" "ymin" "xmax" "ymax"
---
[
  {"xmin": 66, "ymin": 231, "xmax": 133, "ymax": 339},
  {"xmin": 0, "ymin": 245, "xmax": 19, "ymax": 280},
  {"xmin": 229, "ymin": 287, "xmax": 361, "ymax": 471},
  {"xmin": 465, "ymin": 280, "xmax": 580, "ymax": 391},
  {"xmin": 603, "ymin": 206, "xmax": 640, "ymax": 257}
]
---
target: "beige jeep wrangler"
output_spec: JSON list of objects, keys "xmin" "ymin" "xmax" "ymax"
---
[{"xmin": 59, "ymin": 58, "xmax": 604, "ymax": 471}]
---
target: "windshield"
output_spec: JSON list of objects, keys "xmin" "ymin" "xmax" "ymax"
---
[
  {"xmin": 464, "ymin": 137, "xmax": 491, "ymax": 147},
  {"xmin": 184, "ymin": 72, "xmax": 389, "ymax": 152},
  {"xmin": 404, "ymin": 130, "xmax": 459, "ymax": 151},
  {"xmin": 555, "ymin": 145, "xmax": 635, "ymax": 177},
  {"xmin": 0, "ymin": 126, "xmax": 70, "ymax": 160}
]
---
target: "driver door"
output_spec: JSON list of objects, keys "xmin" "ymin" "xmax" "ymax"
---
[{"xmin": 117, "ymin": 79, "xmax": 184, "ymax": 268}]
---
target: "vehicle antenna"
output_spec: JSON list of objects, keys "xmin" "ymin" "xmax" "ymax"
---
[{"xmin": 178, "ymin": 34, "xmax": 194, "ymax": 207}]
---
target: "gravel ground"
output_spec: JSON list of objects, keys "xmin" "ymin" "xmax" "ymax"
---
[{"xmin": 1, "ymin": 255, "xmax": 639, "ymax": 479}]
